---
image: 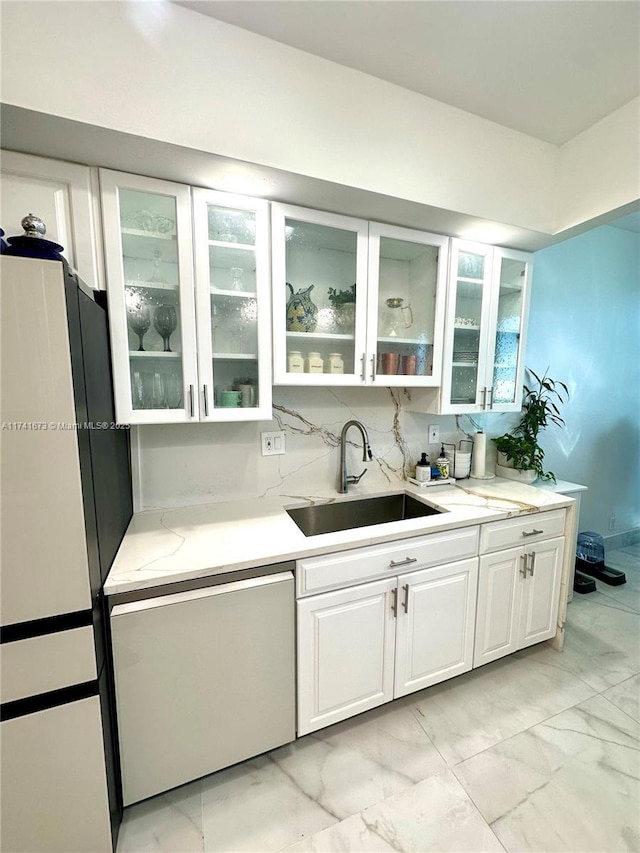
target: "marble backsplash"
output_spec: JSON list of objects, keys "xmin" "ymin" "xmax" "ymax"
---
[{"xmin": 134, "ymin": 388, "xmax": 515, "ymax": 510}]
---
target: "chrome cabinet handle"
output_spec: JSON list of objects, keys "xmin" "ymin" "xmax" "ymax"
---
[
  {"xmin": 389, "ymin": 557, "xmax": 418, "ymax": 568},
  {"xmin": 360, "ymin": 354, "xmax": 366, "ymax": 381},
  {"xmin": 189, "ymin": 385, "xmax": 194, "ymax": 417},
  {"xmin": 402, "ymin": 583, "xmax": 409, "ymax": 613},
  {"xmin": 522, "ymin": 529, "xmax": 544, "ymax": 537},
  {"xmin": 520, "ymin": 553, "xmax": 528, "ymax": 577},
  {"xmin": 481, "ymin": 387, "xmax": 487, "ymax": 409},
  {"xmin": 371, "ymin": 354, "xmax": 376, "ymax": 382},
  {"xmin": 203, "ymin": 385, "xmax": 209, "ymax": 417},
  {"xmin": 487, "ymin": 386, "xmax": 494, "ymax": 410},
  {"xmin": 528, "ymin": 551, "xmax": 536, "ymax": 576},
  {"xmin": 391, "ymin": 587, "xmax": 398, "ymax": 616}
]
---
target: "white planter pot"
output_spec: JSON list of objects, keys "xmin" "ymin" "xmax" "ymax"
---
[{"xmin": 496, "ymin": 452, "xmax": 538, "ymax": 484}]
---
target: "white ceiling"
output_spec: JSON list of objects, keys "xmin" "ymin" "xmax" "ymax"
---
[{"xmin": 176, "ymin": 0, "xmax": 640, "ymax": 145}]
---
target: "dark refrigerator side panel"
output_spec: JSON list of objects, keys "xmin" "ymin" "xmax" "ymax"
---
[{"xmin": 64, "ymin": 266, "xmax": 133, "ymax": 847}]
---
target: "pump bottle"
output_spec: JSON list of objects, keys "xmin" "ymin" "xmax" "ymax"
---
[{"xmin": 415, "ymin": 452, "xmax": 431, "ymax": 482}]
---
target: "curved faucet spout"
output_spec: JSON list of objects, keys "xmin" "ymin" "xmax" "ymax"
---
[{"xmin": 339, "ymin": 420, "xmax": 372, "ymax": 494}]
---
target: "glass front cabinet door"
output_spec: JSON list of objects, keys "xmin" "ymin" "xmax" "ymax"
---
[
  {"xmin": 366, "ymin": 224, "xmax": 448, "ymax": 387},
  {"xmin": 271, "ymin": 204, "xmax": 369, "ymax": 385},
  {"xmin": 192, "ymin": 189, "xmax": 271, "ymax": 420},
  {"xmin": 101, "ymin": 170, "xmax": 198, "ymax": 424},
  {"xmin": 441, "ymin": 240, "xmax": 531, "ymax": 413}
]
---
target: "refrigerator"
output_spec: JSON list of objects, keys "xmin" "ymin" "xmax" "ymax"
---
[{"xmin": 0, "ymin": 255, "xmax": 133, "ymax": 852}]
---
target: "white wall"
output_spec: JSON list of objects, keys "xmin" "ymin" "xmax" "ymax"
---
[
  {"xmin": 558, "ymin": 98, "xmax": 640, "ymax": 233},
  {"xmin": 3, "ymin": 0, "xmax": 634, "ymax": 236}
]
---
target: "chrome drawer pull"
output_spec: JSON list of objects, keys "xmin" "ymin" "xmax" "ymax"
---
[
  {"xmin": 402, "ymin": 583, "xmax": 409, "ymax": 613},
  {"xmin": 522, "ymin": 529, "xmax": 544, "ymax": 537},
  {"xmin": 389, "ymin": 557, "xmax": 418, "ymax": 568},
  {"xmin": 189, "ymin": 384, "xmax": 195, "ymax": 417},
  {"xmin": 360, "ymin": 354, "xmax": 366, "ymax": 381},
  {"xmin": 203, "ymin": 385, "xmax": 209, "ymax": 416},
  {"xmin": 391, "ymin": 587, "xmax": 398, "ymax": 616},
  {"xmin": 371, "ymin": 354, "xmax": 376, "ymax": 382},
  {"xmin": 529, "ymin": 551, "xmax": 536, "ymax": 576}
]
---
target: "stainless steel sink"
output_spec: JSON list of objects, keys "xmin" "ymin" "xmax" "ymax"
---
[{"xmin": 286, "ymin": 493, "xmax": 442, "ymax": 537}]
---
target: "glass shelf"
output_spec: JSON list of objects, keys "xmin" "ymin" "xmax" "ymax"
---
[
  {"xmin": 212, "ymin": 352, "xmax": 258, "ymax": 361},
  {"xmin": 128, "ymin": 350, "xmax": 181, "ymax": 358},
  {"xmin": 126, "ymin": 279, "xmax": 179, "ymax": 292},
  {"xmin": 121, "ymin": 227, "xmax": 176, "ymax": 241},
  {"xmin": 211, "ymin": 288, "xmax": 256, "ymax": 298}
]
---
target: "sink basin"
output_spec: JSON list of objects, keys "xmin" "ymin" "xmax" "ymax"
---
[{"xmin": 286, "ymin": 493, "xmax": 442, "ymax": 537}]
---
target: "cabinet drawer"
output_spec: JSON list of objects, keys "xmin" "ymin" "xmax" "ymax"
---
[
  {"xmin": 480, "ymin": 510, "xmax": 565, "ymax": 554},
  {"xmin": 296, "ymin": 526, "xmax": 479, "ymax": 597}
]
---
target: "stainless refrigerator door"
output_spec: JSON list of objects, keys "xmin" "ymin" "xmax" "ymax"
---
[{"xmin": 0, "ymin": 256, "xmax": 91, "ymax": 626}]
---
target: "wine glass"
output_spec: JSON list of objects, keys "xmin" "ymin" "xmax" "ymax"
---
[
  {"xmin": 126, "ymin": 289, "xmax": 151, "ymax": 351},
  {"xmin": 230, "ymin": 267, "xmax": 244, "ymax": 292},
  {"xmin": 153, "ymin": 304, "xmax": 178, "ymax": 352},
  {"xmin": 148, "ymin": 248, "xmax": 168, "ymax": 284}
]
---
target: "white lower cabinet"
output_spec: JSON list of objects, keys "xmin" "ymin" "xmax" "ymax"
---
[
  {"xmin": 474, "ymin": 536, "xmax": 564, "ymax": 668},
  {"xmin": 297, "ymin": 557, "xmax": 478, "ymax": 736}
]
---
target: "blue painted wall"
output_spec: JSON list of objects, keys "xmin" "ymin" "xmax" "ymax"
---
[{"xmin": 526, "ymin": 224, "xmax": 640, "ymax": 535}]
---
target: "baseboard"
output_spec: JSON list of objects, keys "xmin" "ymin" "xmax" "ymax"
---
[{"xmin": 603, "ymin": 528, "xmax": 640, "ymax": 550}]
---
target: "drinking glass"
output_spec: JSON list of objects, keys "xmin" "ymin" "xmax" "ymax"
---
[{"xmin": 153, "ymin": 304, "xmax": 178, "ymax": 352}]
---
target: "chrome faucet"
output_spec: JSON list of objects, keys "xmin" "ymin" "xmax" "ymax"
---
[{"xmin": 339, "ymin": 420, "xmax": 373, "ymax": 494}]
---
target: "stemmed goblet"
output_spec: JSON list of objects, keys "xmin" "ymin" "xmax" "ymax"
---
[
  {"xmin": 153, "ymin": 304, "xmax": 178, "ymax": 352},
  {"xmin": 126, "ymin": 289, "xmax": 151, "ymax": 351}
]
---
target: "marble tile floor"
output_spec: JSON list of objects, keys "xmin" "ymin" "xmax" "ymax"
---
[{"xmin": 117, "ymin": 544, "xmax": 640, "ymax": 853}]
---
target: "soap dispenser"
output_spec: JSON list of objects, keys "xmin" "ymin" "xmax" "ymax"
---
[
  {"xmin": 415, "ymin": 452, "xmax": 431, "ymax": 482},
  {"xmin": 436, "ymin": 445, "xmax": 450, "ymax": 479}
]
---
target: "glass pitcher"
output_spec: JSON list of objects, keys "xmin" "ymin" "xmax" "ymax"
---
[{"xmin": 384, "ymin": 297, "xmax": 413, "ymax": 337}]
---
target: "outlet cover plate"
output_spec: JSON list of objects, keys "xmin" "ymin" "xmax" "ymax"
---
[
  {"xmin": 428, "ymin": 425, "xmax": 440, "ymax": 444},
  {"xmin": 262, "ymin": 431, "xmax": 286, "ymax": 456}
]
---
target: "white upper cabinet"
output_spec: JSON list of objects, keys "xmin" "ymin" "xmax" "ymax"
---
[
  {"xmin": 271, "ymin": 204, "xmax": 449, "ymax": 386},
  {"xmin": 439, "ymin": 240, "xmax": 532, "ymax": 413},
  {"xmin": 1, "ymin": 151, "xmax": 104, "ymax": 290},
  {"xmin": 101, "ymin": 170, "xmax": 272, "ymax": 424}
]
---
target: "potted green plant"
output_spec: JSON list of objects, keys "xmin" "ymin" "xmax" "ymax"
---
[
  {"xmin": 327, "ymin": 284, "xmax": 356, "ymax": 331},
  {"xmin": 492, "ymin": 368, "xmax": 568, "ymax": 483}
]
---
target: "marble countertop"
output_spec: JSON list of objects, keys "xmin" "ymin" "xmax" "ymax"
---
[{"xmin": 104, "ymin": 478, "xmax": 576, "ymax": 596}]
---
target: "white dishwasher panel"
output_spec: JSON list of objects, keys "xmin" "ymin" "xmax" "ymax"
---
[{"xmin": 111, "ymin": 572, "xmax": 295, "ymax": 805}]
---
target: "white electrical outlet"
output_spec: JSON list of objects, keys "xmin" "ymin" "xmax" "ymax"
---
[
  {"xmin": 609, "ymin": 515, "xmax": 616, "ymax": 531},
  {"xmin": 261, "ymin": 431, "xmax": 286, "ymax": 456},
  {"xmin": 428, "ymin": 425, "xmax": 439, "ymax": 444}
]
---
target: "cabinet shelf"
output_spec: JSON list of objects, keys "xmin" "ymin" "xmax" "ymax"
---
[
  {"xmin": 377, "ymin": 335, "xmax": 429, "ymax": 346},
  {"xmin": 121, "ymin": 227, "xmax": 176, "ymax": 241},
  {"xmin": 207, "ymin": 239, "xmax": 254, "ymax": 252},
  {"xmin": 286, "ymin": 330, "xmax": 355, "ymax": 342},
  {"xmin": 129, "ymin": 350, "xmax": 181, "ymax": 359},
  {"xmin": 125, "ymin": 280, "xmax": 179, "ymax": 292},
  {"xmin": 210, "ymin": 288, "xmax": 257, "ymax": 299},
  {"xmin": 212, "ymin": 352, "xmax": 258, "ymax": 361}
]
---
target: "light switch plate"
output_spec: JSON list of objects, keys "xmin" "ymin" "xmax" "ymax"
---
[
  {"xmin": 261, "ymin": 431, "xmax": 286, "ymax": 456},
  {"xmin": 428, "ymin": 425, "xmax": 439, "ymax": 444}
]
